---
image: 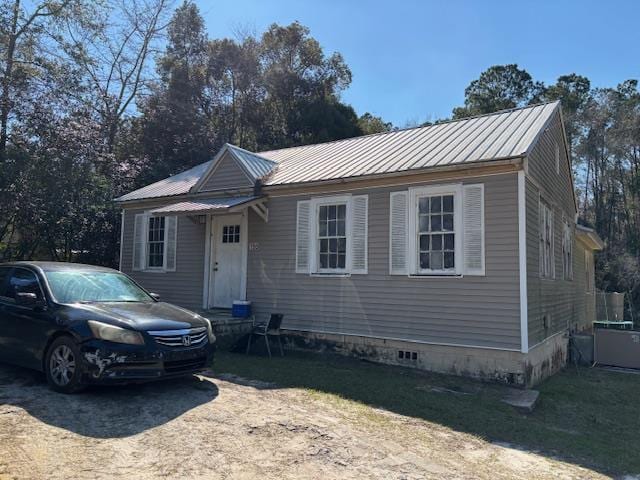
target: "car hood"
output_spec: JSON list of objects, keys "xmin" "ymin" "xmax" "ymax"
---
[{"xmin": 73, "ymin": 302, "xmax": 208, "ymax": 331}]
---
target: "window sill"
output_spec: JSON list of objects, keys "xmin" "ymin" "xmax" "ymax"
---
[
  {"xmin": 141, "ymin": 268, "xmax": 167, "ymax": 274},
  {"xmin": 309, "ymin": 272, "xmax": 351, "ymax": 278},
  {"xmin": 407, "ymin": 274, "xmax": 463, "ymax": 279}
]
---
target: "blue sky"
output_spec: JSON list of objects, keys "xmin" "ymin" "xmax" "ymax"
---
[{"xmin": 194, "ymin": 0, "xmax": 639, "ymax": 126}]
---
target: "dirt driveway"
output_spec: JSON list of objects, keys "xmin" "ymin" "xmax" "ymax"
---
[{"xmin": 0, "ymin": 362, "xmax": 607, "ymax": 480}]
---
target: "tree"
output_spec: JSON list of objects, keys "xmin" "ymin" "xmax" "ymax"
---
[
  {"xmin": 63, "ymin": 0, "xmax": 173, "ymax": 156},
  {"xmin": 540, "ymin": 74, "xmax": 591, "ymax": 151},
  {"xmin": 358, "ymin": 112, "xmax": 393, "ymax": 135},
  {"xmin": 136, "ymin": 8, "xmax": 367, "ymax": 186},
  {"xmin": 452, "ymin": 64, "xmax": 544, "ymax": 118}
]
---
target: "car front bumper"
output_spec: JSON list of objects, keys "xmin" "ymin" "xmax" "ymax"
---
[{"xmin": 80, "ymin": 338, "xmax": 216, "ymax": 384}]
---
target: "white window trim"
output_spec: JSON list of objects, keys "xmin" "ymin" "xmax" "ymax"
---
[
  {"xmin": 309, "ymin": 195, "xmax": 352, "ymax": 275},
  {"xmin": 137, "ymin": 212, "xmax": 175, "ymax": 273},
  {"xmin": 407, "ymin": 184, "xmax": 463, "ymax": 276},
  {"xmin": 539, "ymin": 198, "xmax": 555, "ymax": 280},
  {"xmin": 562, "ymin": 219, "xmax": 573, "ymax": 281},
  {"xmin": 146, "ymin": 215, "xmax": 166, "ymax": 271}
]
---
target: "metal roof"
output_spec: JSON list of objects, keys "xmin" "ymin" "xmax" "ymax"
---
[
  {"xmin": 149, "ymin": 196, "xmax": 258, "ymax": 215},
  {"xmin": 116, "ymin": 160, "xmax": 213, "ymax": 202},
  {"xmin": 576, "ymin": 224, "xmax": 605, "ymax": 250},
  {"xmin": 258, "ymin": 102, "xmax": 559, "ymax": 185},
  {"xmin": 117, "ymin": 102, "xmax": 560, "ymax": 202},
  {"xmin": 226, "ymin": 144, "xmax": 277, "ymax": 180}
]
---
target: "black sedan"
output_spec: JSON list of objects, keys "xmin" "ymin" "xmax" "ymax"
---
[{"xmin": 0, "ymin": 262, "xmax": 216, "ymax": 393}]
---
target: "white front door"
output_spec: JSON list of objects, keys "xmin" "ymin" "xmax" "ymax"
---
[{"xmin": 210, "ymin": 214, "xmax": 245, "ymax": 308}]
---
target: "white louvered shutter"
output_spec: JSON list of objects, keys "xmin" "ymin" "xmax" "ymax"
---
[
  {"xmin": 296, "ymin": 200, "xmax": 311, "ymax": 273},
  {"xmin": 462, "ymin": 184, "xmax": 485, "ymax": 276},
  {"xmin": 389, "ymin": 191, "xmax": 408, "ymax": 275},
  {"xmin": 165, "ymin": 216, "xmax": 178, "ymax": 271},
  {"xmin": 132, "ymin": 213, "xmax": 146, "ymax": 271},
  {"xmin": 351, "ymin": 195, "xmax": 368, "ymax": 274}
]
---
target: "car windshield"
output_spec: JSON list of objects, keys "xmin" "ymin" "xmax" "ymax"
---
[{"xmin": 44, "ymin": 270, "xmax": 153, "ymax": 304}]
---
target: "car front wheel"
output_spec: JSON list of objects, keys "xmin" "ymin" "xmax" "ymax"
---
[{"xmin": 45, "ymin": 336, "xmax": 85, "ymax": 394}]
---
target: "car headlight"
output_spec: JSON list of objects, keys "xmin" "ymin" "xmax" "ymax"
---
[
  {"xmin": 88, "ymin": 320, "xmax": 144, "ymax": 345},
  {"xmin": 202, "ymin": 317, "xmax": 216, "ymax": 344}
]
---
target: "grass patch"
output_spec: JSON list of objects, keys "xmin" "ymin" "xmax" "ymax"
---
[{"xmin": 215, "ymin": 350, "xmax": 640, "ymax": 476}]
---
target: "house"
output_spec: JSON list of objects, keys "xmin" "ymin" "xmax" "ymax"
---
[{"xmin": 115, "ymin": 101, "xmax": 603, "ymax": 386}]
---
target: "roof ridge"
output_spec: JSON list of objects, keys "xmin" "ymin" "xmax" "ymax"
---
[
  {"xmin": 257, "ymin": 101, "xmax": 560, "ymax": 156},
  {"xmin": 226, "ymin": 143, "xmax": 277, "ymax": 164}
]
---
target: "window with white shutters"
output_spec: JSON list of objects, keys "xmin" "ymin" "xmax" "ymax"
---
[
  {"xmin": 390, "ymin": 183, "xmax": 484, "ymax": 277},
  {"xmin": 132, "ymin": 213, "xmax": 177, "ymax": 272},
  {"xmin": 539, "ymin": 200, "xmax": 554, "ymax": 279},
  {"xmin": 295, "ymin": 195, "xmax": 368, "ymax": 275},
  {"xmin": 562, "ymin": 220, "xmax": 573, "ymax": 280}
]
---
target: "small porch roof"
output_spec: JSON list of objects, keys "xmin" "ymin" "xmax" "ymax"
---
[
  {"xmin": 149, "ymin": 196, "xmax": 261, "ymax": 216},
  {"xmin": 576, "ymin": 224, "xmax": 605, "ymax": 251}
]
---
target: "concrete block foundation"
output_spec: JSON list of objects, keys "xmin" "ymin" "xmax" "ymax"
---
[{"xmin": 283, "ymin": 330, "xmax": 568, "ymax": 387}]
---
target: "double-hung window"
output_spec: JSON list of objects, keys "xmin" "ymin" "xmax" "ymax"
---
[
  {"xmin": 318, "ymin": 203, "xmax": 347, "ymax": 271},
  {"xmin": 295, "ymin": 194, "xmax": 368, "ymax": 275},
  {"xmin": 132, "ymin": 212, "xmax": 177, "ymax": 272},
  {"xmin": 562, "ymin": 220, "xmax": 573, "ymax": 280},
  {"xmin": 539, "ymin": 200, "xmax": 554, "ymax": 279},
  {"xmin": 417, "ymin": 193, "xmax": 456, "ymax": 272},
  {"xmin": 389, "ymin": 183, "xmax": 484, "ymax": 277},
  {"xmin": 147, "ymin": 216, "xmax": 165, "ymax": 268}
]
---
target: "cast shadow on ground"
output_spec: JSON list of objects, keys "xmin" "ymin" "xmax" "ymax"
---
[{"xmin": 0, "ymin": 362, "xmax": 218, "ymax": 439}]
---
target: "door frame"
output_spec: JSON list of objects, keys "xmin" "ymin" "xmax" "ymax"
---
[{"xmin": 202, "ymin": 210, "xmax": 248, "ymax": 309}]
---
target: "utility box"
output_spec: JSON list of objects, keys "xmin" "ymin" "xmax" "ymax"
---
[{"xmin": 594, "ymin": 328, "xmax": 640, "ymax": 369}]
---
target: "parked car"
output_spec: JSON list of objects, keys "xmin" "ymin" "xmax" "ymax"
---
[{"xmin": 0, "ymin": 261, "xmax": 216, "ymax": 393}]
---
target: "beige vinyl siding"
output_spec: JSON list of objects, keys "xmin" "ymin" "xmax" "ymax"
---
[
  {"xmin": 120, "ymin": 207, "xmax": 205, "ymax": 310},
  {"xmin": 199, "ymin": 152, "xmax": 253, "ymax": 192},
  {"xmin": 247, "ymin": 172, "xmax": 521, "ymax": 350},
  {"xmin": 526, "ymin": 111, "xmax": 580, "ymax": 347}
]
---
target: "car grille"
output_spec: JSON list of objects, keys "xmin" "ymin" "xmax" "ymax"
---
[
  {"xmin": 164, "ymin": 357, "xmax": 207, "ymax": 374},
  {"xmin": 148, "ymin": 327, "xmax": 208, "ymax": 348}
]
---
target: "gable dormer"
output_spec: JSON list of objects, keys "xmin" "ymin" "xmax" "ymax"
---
[{"xmin": 192, "ymin": 144, "xmax": 277, "ymax": 194}]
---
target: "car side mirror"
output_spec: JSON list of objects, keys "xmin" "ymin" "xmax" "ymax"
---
[
  {"xmin": 15, "ymin": 292, "xmax": 45, "ymax": 309},
  {"xmin": 150, "ymin": 293, "xmax": 160, "ymax": 301}
]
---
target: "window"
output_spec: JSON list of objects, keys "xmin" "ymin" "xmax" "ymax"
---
[
  {"xmin": 417, "ymin": 194, "xmax": 456, "ymax": 272},
  {"xmin": 562, "ymin": 221, "xmax": 573, "ymax": 280},
  {"xmin": 222, "ymin": 225, "xmax": 241, "ymax": 244},
  {"xmin": 318, "ymin": 203, "xmax": 347, "ymax": 271},
  {"xmin": 295, "ymin": 194, "xmax": 368, "ymax": 275},
  {"xmin": 5, "ymin": 268, "xmax": 42, "ymax": 300},
  {"xmin": 539, "ymin": 200, "xmax": 554, "ymax": 279},
  {"xmin": 147, "ymin": 216, "xmax": 165, "ymax": 268},
  {"xmin": 133, "ymin": 213, "xmax": 177, "ymax": 272}
]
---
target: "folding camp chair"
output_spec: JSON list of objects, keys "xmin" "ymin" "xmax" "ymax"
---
[{"xmin": 245, "ymin": 313, "xmax": 284, "ymax": 358}]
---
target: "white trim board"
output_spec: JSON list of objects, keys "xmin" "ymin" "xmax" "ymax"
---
[{"xmin": 518, "ymin": 170, "xmax": 529, "ymax": 353}]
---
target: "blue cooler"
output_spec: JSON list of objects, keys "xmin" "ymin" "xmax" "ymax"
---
[{"xmin": 232, "ymin": 300, "xmax": 252, "ymax": 318}]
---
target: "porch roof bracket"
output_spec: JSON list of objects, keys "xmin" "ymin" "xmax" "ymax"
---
[{"xmin": 250, "ymin": 201, "xmax": 268, "ymax": 222}]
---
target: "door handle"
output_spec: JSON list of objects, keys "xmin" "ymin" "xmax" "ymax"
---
[{"xmin": 213, "ymin": 268, "xmax": 218, "ymax": 272}]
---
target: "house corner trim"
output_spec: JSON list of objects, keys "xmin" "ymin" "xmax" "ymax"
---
[{"xmin": 518, "ymin": 170, "xmax": 529, "ymax": 353}]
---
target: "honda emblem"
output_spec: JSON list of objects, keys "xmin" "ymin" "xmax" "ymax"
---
[{"xmin": 182, "ymin": 335, "xmax": 192, "ymax": 346}]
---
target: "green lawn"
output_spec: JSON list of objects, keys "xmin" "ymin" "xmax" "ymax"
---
[{"xmin": 215, "ymin": 350, "xmax": 640, "ymax": 476}]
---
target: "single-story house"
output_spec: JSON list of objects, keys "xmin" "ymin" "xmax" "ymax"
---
[{"xmin": 116, "ymin": 101, "xmax": 603, "ymax": 386}]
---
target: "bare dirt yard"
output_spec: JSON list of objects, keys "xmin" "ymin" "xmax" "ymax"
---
[{"xmin": 0, "ymin": 352, "xmax": 630, "ymax": 479}]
